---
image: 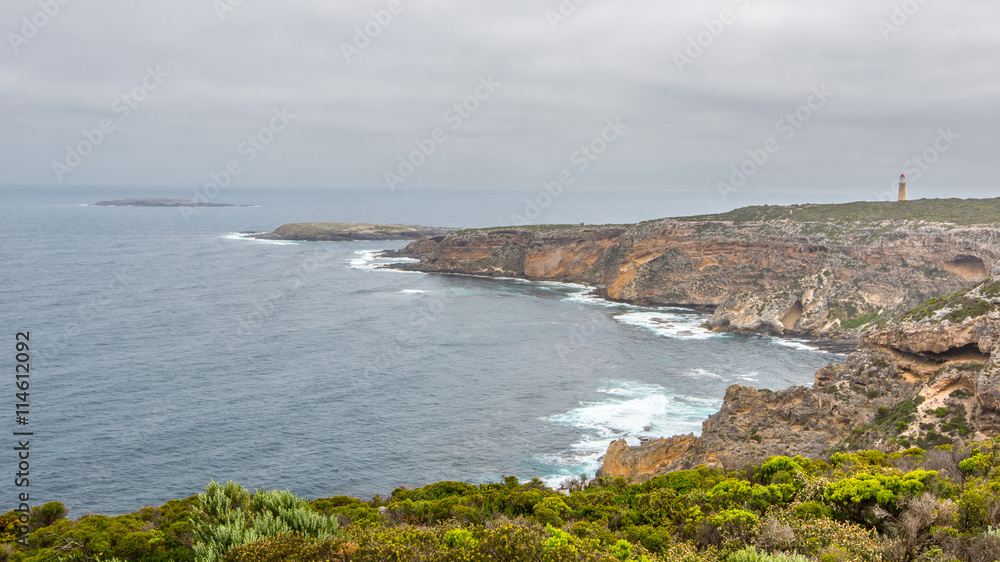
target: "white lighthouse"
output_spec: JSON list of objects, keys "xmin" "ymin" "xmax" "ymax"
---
[{"xmin": 898, "ymin": 174, "xmax": 907, "ymax": 202}]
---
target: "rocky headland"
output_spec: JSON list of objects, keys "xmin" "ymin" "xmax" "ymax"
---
[
  {"xmin": 252, "ymin": 223, "xmax": 455, "ymax": 242},
  {"xmin": 390, "ymin": 198, "xmax": 1000, "ymax": 344},
  {"xmin": 596, "ymin": 276, "xmax": 1000, "ymax": 480}
]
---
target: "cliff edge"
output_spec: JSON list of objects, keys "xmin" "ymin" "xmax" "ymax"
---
[{"xmin": 596, "ymin": 277, "xmax": 1000, "ymax": 481}]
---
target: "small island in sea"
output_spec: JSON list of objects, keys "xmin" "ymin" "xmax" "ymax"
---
[
  {"xmin": 251, "ymin": 222, "xmax": 455, "ymax": 242},
  {"xmin": 92, "ymin": 198, "xmax": 250, "ymax": 207}
]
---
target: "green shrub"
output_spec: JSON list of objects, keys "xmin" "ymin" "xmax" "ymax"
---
[
  {"xmin": 791, "ymin": 501, "xmax": 832, "ymax": 520},
  {"xmin": 958, "ymin": 485, "xmax": 998, "ymax": 530},
  {"xmin": 391, "ymin": 481, "xmax": 476, "ymax": 501},
  {"xmin": 779, "ymin": 513, "xmax": 881, "ymax": 560},
  {"xmin": 310, "ymin": 495, "xmax": 363, "ymax": 512},
  {"xmin": 221, "ymin": 532, "xmax": 344, "ymax": 562},
  {"xmin": 533, "ymin": 496, "xmax": 570, "ymax": 527},
  {"xmin": 727, "ymin": 546, "xmax": 809, "ymax": 562},
  {"xmin": 192, "ymin": 481, "xmax": 339, "ymax": 562},
  {"xmin": 831, "ymin": 450, "xmax": 890, "ymax": 469},
  {"xmin": 824, "ymin": 470, "xmax": 937, "ymax": 525},
  {"xmin": 350, "ymin": 525, "xmax": 442, "ymax": 561},
  {"xmin": 621, "ymin": 524, "xmax": 672, "ymax": 554},
  {"xmin": 31, "ymin": 502, "xmax": 67, "ymax": 529},
  {"xmin": 711, "ymin": 508, "xmax": 759, "ymax": 543},
  {"xmin": 641, "ymin": 466, "xmax": 724, "ymax": 495},
  {"xmin": 708, "ymin": 480, "xmax": 798, "ymax": 513},
  {"xmin": 609, "ymin": 538, "xmax": 633, "ymax": 560},
  {"xmin": 442, "ymin": 528, "xmax": 477, "ymax": 550},
  {"xmin": 111, "ymin": 531, "xmax": 155, "ymax": 559},
  {"xmin": 960, "ymin": 450, "xmax": 997, "ymax": 479}
]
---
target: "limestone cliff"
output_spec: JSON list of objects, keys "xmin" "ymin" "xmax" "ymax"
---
[
  {"xmin": 392, "ymin": 200, "xmax": 1000, "ymax": 342},
  {"xmin": 596, "ymin": 278, "xmax": 1000, "ymax": 481}
]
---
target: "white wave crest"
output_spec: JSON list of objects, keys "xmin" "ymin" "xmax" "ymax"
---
[
  {"xmin": 347, "ymin": 250, "xmax": 419, "ymax": 272},
  {"xmin": 538, "ymin": 380, "xmax": 722, "ymax": 488},
  {"xmin": 613, "ymin": 311, "xmax": 715, "ymax": 340}
]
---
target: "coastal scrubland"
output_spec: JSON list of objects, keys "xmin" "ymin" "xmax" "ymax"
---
[
  {"xmin": 4, "ymin": 440, "xmax": 1000, "ymax": 561},
  {"xmin": 677, "ymin": 199, "xmax": 1000, "ymax": 226}
]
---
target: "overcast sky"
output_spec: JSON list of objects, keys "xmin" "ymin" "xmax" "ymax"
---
[{"xmin": 2, "ymin": 0, "xmax": 998, "ymax": 204}]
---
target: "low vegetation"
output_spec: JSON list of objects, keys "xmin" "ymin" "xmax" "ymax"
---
[
  {"xmin": 5, "ymin": 439, "xmax": 1000, "ymax": 561},
  {"xmin": 678, "ymin": 198, "xmax": 1000, "ymax": 226},
  {"xmin": 901, "ymin": 286, "xmax": 998, "ymax": 323},
  {"xmin": 452, "ymin": 224, "xmax": 626, "ymax": 236}
]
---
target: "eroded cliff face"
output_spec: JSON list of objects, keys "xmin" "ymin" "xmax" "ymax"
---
[
  {"xmin": 393, "ymin": 227, "xmax": 625, "ymax": 284},
  {"xmin": 596, "ymin": 278, "xmax": 1000, "ymax": 481},
  {"xmin": 394, "ymin": 219, "xmax": 1000, "ymax": 341}
]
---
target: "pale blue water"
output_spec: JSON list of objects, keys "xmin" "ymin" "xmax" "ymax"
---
[{"xmin": 1, "ymin": 186, "xmax": 841, "ymax": 515}]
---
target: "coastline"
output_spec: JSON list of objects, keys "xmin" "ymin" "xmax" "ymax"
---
[
  {"xmin": 372, "ymin": 248, "xmax": 844, "ymax": 487},
  {"xmin": 382, "ymin": 206, "xmax": 1000, "ymax": 347},
  {"xmin": 380, "ymin": 251, "xmax": 857, "ymax": 354}
]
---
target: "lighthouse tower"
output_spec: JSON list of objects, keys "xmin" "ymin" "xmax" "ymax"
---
[{"xmin": 898, "ymin": 174, "xmax": 907, "ymax": 202}]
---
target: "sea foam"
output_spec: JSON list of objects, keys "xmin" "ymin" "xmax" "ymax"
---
[
  {"xmin": 613, "ymin": 310, "xmax": 715, "ymax": 340},
  {"xmin": 539, "ymin": 380, "xmax": 722, "ymax": 489},
  {"xmin": 347, "ymin": 250, "xmax": 419, "ymax": 272}
]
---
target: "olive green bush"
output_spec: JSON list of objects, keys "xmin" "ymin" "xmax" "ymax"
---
[{"xmin": 192, "ymin": 481, "xmax": 339, "ymax": 562}]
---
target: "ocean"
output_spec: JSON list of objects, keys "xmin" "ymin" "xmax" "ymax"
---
[{"xmin": 1, "ymin": 186, "xmax": 841, "ymax": 516}]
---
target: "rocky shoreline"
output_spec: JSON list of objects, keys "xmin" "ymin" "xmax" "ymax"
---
[{"xmin": 597, "ymin": 277, "xmax": 1000, "ymax": 480}]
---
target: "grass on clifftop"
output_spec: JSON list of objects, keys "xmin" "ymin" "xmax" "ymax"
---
[
  {"xmin": 274, "ymin": 223, "xmax": 424, "ymax": 234},
  {"xmin": 901, "ymin": 277, "xmax": 1000, "ymax": 323},
  {"xmin": 454, "ymin": 199, "xmax": 1000, "ymax": 237},
  {"xmin": 452, "ymin": 224, "xmax": 627, "ymax": 236},
  {"xmin": 679, "ymin": 198, "xmax": 1000, "ymax": 225}
]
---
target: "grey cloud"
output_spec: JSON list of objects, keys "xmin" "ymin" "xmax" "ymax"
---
[{"xmin": 1, "ymin": 0, "xmax": 996, "ymax": 200}]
